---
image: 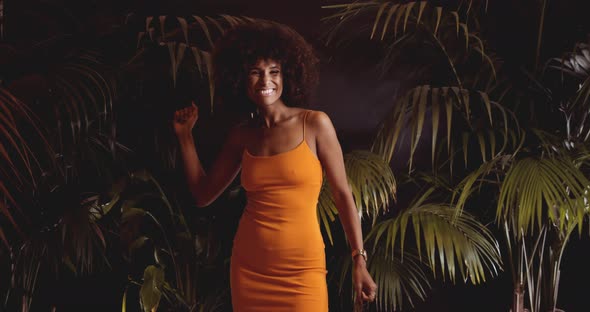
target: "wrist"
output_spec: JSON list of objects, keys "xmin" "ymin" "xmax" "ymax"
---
[
  {"xmin": 351, "ymin": 248, "xmax": 368, "ymax": 263},
  {"xmin": 353, "ymin": 257, "xmax": 367, "ymax": 268},
  {"xmin": 177, "ymin": 133, "xmax": 194, "ymax": 144}
]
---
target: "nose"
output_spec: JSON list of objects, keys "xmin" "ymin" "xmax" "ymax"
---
[{"xmin": 261, "ymin": 72, "xmax": 272, "ymax": 83}]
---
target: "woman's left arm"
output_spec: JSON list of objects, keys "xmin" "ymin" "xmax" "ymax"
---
[{"xmin": 311, "ymin": 111, "xmax": 377, "ymax": 305}]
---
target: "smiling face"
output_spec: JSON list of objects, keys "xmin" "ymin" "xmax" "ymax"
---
[{"xmin": 246, "ymin": 58, "xmax": 284, "ymax": 108}]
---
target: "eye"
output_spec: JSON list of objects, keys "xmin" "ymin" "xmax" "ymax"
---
[
  {"xmin": 270, "ymin": 70, "xmax": 280, "ymax": 75},
  {"xmin": 249, "ymin": 70, "xmax": 260, "ymax": 76}
]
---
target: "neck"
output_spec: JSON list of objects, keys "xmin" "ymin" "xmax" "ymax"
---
[{"xmin": 256, "ymin": 100, "xmax": 290, "ymax": 128}]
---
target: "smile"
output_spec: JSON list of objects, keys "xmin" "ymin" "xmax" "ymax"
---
[{"xmin": 257, "ymin": 88, "xmax": 276, "ymax": 96}]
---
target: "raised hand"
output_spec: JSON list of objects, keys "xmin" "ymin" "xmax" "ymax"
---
[{"xmin": 173, "ymin": 102, "xmax": 199, "ymax": 138}]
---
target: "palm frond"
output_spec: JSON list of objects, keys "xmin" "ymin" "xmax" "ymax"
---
[
  {"xmin": 366, "ymin": 202, "xmax": 502, "ymax": 284},
  {"xmin": 370, "ymin": 251, "xmax": 430, "ymax": 311},
  {"xmin": 546, "ymin": 42, "xmax": 590, "ymax": 80},
  {"xmin": 318, "ymin": 180, "xmax": 338, "ymax": 245},
  {"xmin": 345, "ymin": 150, "xmax": 397, "ymax": 218},
  {"xmin": 0, "ymin": 88, "xmax": 55, "ymax": 235},
  {"xmin": 318, "ymin": 150, "xmax": 396, "ymax": 244},
  {"xmin": 497, "ymin": 156, "xmax": 590, "ymax": 235},
  {"xmin": 453, "ymin": 155, "xmax": 510, "ymax": 216},
  {"xmin": 322, "ymin": 1, "xmax": 498, "ymax": 84},
  {"xmin": 136, "ymin": 15, "xmax": 255, "ymax": 111},
  {"xmin": 51, "ymin": 57, "xmax": 116, "ymax": 147},
  {"xmin": 371, "ymin": 86, "xmax": 520, "ymax": 169},
  {"xmin": 323, "ymin": 1, "xmax": 488, "ymax": 42},
  {"xmin": 338, "ymin": 250, "xmax": 430, "ymax": 311}
]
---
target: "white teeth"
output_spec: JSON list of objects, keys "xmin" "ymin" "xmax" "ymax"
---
[{"xmin": 259, "ymin": 89, "xmax": 275, "ymax": 96}]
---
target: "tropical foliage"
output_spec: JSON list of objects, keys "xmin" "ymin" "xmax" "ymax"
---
[
  {"xmin": 0, "ymin": 4, "xmax": 244, "ymax": 311},
  {"xmin": 3, "ymin": 0, "xmax": 590, "ymax": 311},
  {"xmin": 323, "ymin": 0, "xmax": 590, "ymax": 311}
]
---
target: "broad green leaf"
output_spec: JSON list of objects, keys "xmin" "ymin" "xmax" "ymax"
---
[
  {"xmin": 122, "ymin": 207, "xmax": 146, "ymax": 224},
  {"xmin": 140, "ymin": 265, "xmax": 165, "ymax": 312}
]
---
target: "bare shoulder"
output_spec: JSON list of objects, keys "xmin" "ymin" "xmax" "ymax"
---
[{"xmin": 306, "ymin": 110, "xmax": 335, "ymax": 134}]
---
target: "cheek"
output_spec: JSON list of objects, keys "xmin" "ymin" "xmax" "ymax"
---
[
  {"xmin": 275, "ymin": 77, "xmax": 283, "ymax": 90},
  {"xmin": 246, "ymin": 78, "xmax": 257, "ymax": 93},
  {"xmin": 247, "ymin": 76, "xmax": 257, "ymax": 87}
]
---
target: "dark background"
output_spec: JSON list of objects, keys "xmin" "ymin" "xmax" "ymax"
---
[{"xmin": 5, "ymin": 0, "xmax": 590, "ymax": 311}]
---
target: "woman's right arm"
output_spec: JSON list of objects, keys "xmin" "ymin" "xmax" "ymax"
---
[{"xmin": 174, "ymin": 103, "xmax": 243, "ymax": 207}]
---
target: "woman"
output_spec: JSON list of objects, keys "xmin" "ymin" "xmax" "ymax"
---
[{"xmin": 173, "ymin": 20, "xmax": 377, "ymax": 311}]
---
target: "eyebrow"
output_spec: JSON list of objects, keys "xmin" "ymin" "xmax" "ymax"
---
[{"xmin": 248, "ymin": 65, "xmax": 281, "ymax": 70}]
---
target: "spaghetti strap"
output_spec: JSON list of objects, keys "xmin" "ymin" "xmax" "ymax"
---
[{"xmin": 303, "ymin": 110, "xmax": 310, "ymax": 139}]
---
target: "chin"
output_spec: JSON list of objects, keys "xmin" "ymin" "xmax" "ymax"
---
[{"xmin": 253, "ymin": 97, "xmax": 281, "ymax": 107}]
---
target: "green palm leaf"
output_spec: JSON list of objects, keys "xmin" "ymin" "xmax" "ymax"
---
[
  {"xmin": 322, "ymin": 1, "xmax": 498, "ymax": 86},
  {"xmin": 318, "ymin": 150, "xmax": 396, "ymax": 244},
  {"xmin": 497, "ymin": 156, "xmax": 590, "ymax": 235},
  {"xmin": 371, "ymin": 86, "xmax": 519, "ymax": 169},
  {"xmin": 369, "ymin": 251, "xmax": 430, "ymax": 311},
  {"xmin": 453, "ymin": 155, "xmax": 507, "ymax": 217},
  {"xmin": 338, "ymin": 250, "xmax": 430, "ymax": 311},
  {"xmin": 366, "ymin": 202, "xmax": 502, "ymax": 284}
]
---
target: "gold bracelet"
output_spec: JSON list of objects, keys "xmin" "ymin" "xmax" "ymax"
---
[{"xmin": 351, "ymin": 249, "xmax": 367, "ymax": 262}]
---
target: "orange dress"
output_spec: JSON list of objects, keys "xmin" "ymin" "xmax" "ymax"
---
[{"xmin": 231, "ymin": 111, "xmax": 328, "ymax": 311}]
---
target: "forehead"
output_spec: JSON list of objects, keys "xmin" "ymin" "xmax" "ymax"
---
[{"xmin": 248, "ymin": 58, "xmax": 281, "ymax": 69}]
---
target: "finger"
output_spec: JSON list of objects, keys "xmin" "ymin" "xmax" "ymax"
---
[
  {"xmin": 362, "ymin": 288, "xmax": 376, "ymax": 301},
  {"xmin": 174, "ymin": 111, "xmax": 183, "ymax": 122},
  {"xmin": 188, "ymin": 106, "xmax": 196, "ymax": 117},
  {"xmin": 355, "ymin": 287, "xmax": 364, "ymax": 304},
  {"xmin": 361, "ymin": 291, "xmax": 371, "ymax": 301},
  {"xmin": 192, "ymin": 101, "xmax": 197, "ymax": 108},
  {"xmin": 367, "ymin": 291, "xmax": 376, "ymax": 302}
]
